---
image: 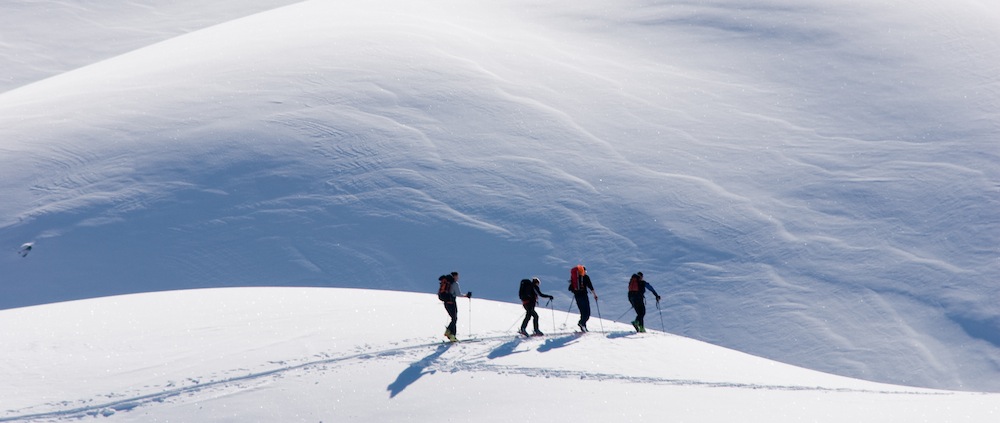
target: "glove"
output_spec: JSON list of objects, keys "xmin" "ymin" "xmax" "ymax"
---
[
  {"xmin": 546, "ymin": 295, "xmax": 554, "ymax": 299},
  {"xmin": 655, "ymin": 295, "xmax": 662, "ymax": 302},
  {"xmin": 465, "ymin": 292, "xmax": 472, "ymax": 298}
]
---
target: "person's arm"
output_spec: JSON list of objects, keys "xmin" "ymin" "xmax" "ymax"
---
[
  {"xmin": 453, "ymin": 282, "xmax": 472, "ymax": 298},
  {"xmin": 535, "ymin": 285, "xmax": 553, "ymax": 299},
  {"xmin": 645, "ymin": 282, "xmax": 661, "ymax": 301},
  {"xmin": 586, "ymin": 276, "xmax": 598, "ymax": 300}
]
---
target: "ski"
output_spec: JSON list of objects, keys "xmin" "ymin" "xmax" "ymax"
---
[{"xmin": 442, "ymin": 337, "xmax": 485, "ymax": 344}]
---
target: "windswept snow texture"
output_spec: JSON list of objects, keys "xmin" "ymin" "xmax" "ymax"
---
[
  {"xmin": 1, "ymin": 0, "xmax": 998, "ymax": 392},
  {"xmin": 1, "ymin": 288, "xmax": 997, "ymax": 422}
]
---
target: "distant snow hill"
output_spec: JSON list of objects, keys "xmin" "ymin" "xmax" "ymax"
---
[{"xmin": 0, "ymin": 288, "xmax": 997, "ymax": 422}]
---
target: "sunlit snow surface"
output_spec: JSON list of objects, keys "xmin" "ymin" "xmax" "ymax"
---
[{"xmin": 1, "ymin": 288, "xmax": 997, "ymax": 422}]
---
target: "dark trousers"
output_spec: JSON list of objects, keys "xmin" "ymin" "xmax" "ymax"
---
[
  {"xmin": 521, "ymin": 301, "xmax": 539, "ymax": 332},
  {"xmin": 444, "ymin": 302, "xmax": 458, "ymax": 335},
  {"xmin": 629, "ymin": 292, "xmax": 646, "ymax": 327},
  {"xmin": 574, "ymin": 292, "xmax": 591, "ymax": 326}
]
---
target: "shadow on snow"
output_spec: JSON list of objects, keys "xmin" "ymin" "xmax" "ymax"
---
[
  {"xmin": 386, "ymin": 344, "xmax": 451, "ymax": 398},
  {"xmin": 536, "ymin": 334, "xmax": 581, "ymax": 352}
]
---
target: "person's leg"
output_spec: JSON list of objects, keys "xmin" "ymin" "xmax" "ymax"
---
[
  {"xmin": 446, "ymin": 302, "xmax": 458, "ymax": 335},
  {"xmin": 628, "ymin": 292, "xmax": 646, "ymax": 332},
  {"xmin": 576, "ymin": 293, "xmax": 591, "ymax": 328},
  {"xmin": 629, "ymin": 295, "xmax": 642, "ymax": 330},
  {"xmin": 520, "ymin": 303, "xmax": 531, "ymax": 332},
  {"xmin": 530, "ymin": 304, "xmax": 540, "ymax": 332},
  {"xmin": 635, "ymin": 300, "xmax": 646, "ymax": 329}
]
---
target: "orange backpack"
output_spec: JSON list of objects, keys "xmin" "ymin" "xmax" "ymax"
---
[
  {"xmin": 438, "ymin": 275, "xmax": 455, "ymax": 302},
  {"xmin": 628, "ymin": 274, "xmax": 641, "ymax": 292},
  {"xmin": 568, "ymin": 265, "xmax": 586, "ymax": 291}
]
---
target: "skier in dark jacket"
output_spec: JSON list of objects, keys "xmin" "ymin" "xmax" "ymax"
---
[
  {"xmin": 440, "ymin": 272, "xmax": 471, "ymax": 342},
  {"xmin": 570, "ymin": 265, "xmax": 599, "ymax": 332},
  {"xmin": 520, "ymin": 277, "xmax": 554, "ymax": 336},
  {"xmin": 628, "ymin": 272, "xmax": 661, "ymax": 333}
]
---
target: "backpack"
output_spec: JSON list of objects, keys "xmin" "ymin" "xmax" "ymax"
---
[
  {"xmin": 518, "ymin": 279, "xmax": 535, "ymax": 301},
  {"xmin": 628, "ymin": 274, "xmax": 642, "ymax": 292},
  {"xmin": 438, "ymin": 275, "xmax": 456, "ymax": 302},
  {"xmin": 568, "ymin": 265, "xmax": 585, "ymax": 291}
]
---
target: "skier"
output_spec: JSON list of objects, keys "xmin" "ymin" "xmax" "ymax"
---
[
  {"xmin": 439, "ymin": 272, "xmax": 471, "ymax": 342},
  {"xmin": 628, "ymin": 272, "xmax": 661, "ymax": 333},
  {"xmin": 519, "ymin": 277, "xmax": 554, "ymax": 337},
  {"xmin": 569, "ymin": 265, "xmax": 598, "ymax": 332}
]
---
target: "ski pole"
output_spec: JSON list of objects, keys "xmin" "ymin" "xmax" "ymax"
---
[
  {"xmin": 468, "ymin": 296, "xmax": 472, "ymax": 337},
  {"xmin": 615, "ymin": 305, "xmax": 634, "ymax": 323},
  {"xmin": 546, "ymin": 298, "xmax": 555, "ymax": 333},
  {"xmin": 562, "ymin": 296, "xmax": 576, "ymax": 327},
  {"xmin": 594, "ymin": 297, "xmax": 604, "ymax": 333},
  {"xmin": 657, "ymin": 300, "xmax": 665, "ymax": 333},
  {"xmin": 506, "ymin": 311, "xmax": 523, "ymax": 333}
]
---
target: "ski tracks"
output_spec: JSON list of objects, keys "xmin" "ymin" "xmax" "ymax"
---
[{"xmin": 0, "ymin": 332, "xmax": 945, "ymax": 421}]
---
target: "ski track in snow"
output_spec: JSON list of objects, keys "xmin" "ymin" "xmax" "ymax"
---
[{"xmin": 0, "ymin": 331, "xmax": 947, "ymax": 422}]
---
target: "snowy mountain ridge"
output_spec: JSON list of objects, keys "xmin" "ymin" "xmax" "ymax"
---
[{"xmin": 1, "ymin": 0, "xmax": 998, "ymax": 394}]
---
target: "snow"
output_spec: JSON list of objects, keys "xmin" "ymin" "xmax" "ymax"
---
[
  {"xmin": 0, "ymin": 0, "xmax": 998, "ymax": 407},
  {"xmin": 1, "ymin": 288, "xmax": 997, "ymax": 422}
]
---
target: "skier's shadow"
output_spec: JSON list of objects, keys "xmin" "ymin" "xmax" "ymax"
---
[
  {"xmin": 489, "ymin": 334, "xmax": 580, "ymax": 358},
  {"xmin": 386, "ymin": 344, "xmax": 451, "ymax": 398},
  {"xmin": 487, "ymin": 338, "xmax": 523, "ymax": 360},
  {"xmin": 605, "ymin": 331, "xmax": 635, "ymax": 339},
  {"xmin": 536, "ymin": 334, "xmax": 580, "ymax": 352}
]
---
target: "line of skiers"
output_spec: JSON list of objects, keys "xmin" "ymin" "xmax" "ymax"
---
[{"xmin": 437, "ymin": 265, "xmax": 661, "ymax": 342}]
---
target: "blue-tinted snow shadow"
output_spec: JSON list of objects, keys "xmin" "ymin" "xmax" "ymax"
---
[
  {"xmin": 386, "ymin": 344, "xmax": 451, "ymax": 398},
  {"xmin": 950, "ymin": 314, "xmax": 1000, "ymax": 349},
  {"xmin": 536, "ymin": 334, "xmax": 580, "ymax": 352},
  {"xmin": 605, "ymin": 331, "xmax": 636, "ymax": 340},
  {"xmin": 487, "ymin": 338, "xmax": 523, "ymax": 360}
]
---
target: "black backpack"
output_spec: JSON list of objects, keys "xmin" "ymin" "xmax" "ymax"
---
[{"xmin": 518, "ymin": 279, "xmax": 535, "ymax": 301}]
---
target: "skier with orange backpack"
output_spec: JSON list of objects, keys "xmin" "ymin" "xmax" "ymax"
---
[
  {"xmin": 628, "ymin": 272, "xmax": 661, "ymax": 332},
  {"xmin": 568, "ymin": 265, "xmax": 598, "ymax": 332},
  {"xmin": 439, "ymin": 272, "xmax": 471, "ymax": 342}
]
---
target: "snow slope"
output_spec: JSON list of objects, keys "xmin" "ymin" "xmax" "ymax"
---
[
  {"xmin": 1, "ymin": 288, "xmax": 997, "ymax": 422},
  {"xmin": 1, "ymin": 0, "xmax": 998, "ymax": 392}
]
